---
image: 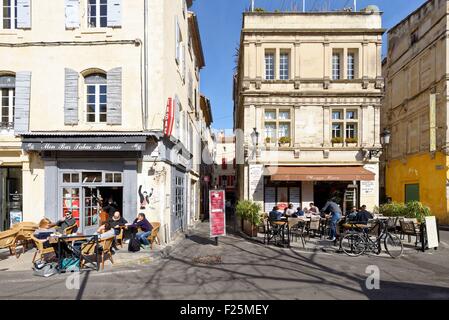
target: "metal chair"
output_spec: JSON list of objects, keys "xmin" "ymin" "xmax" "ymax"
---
[
  {"xmin": 288, "ymin": 218, "xmax": 307, "ymax": 248},
  {"xmin": 307, "ymin": 217, "xmax": 321, "ymax": 239},
  {"xmin": 399, "ymin": 219, "xmax": 421, "ymax": 247}
]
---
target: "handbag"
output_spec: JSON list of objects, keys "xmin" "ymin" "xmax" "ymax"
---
[{"xmin": 33, "ymin": 260, "xmax": 59, "ymax": 277}]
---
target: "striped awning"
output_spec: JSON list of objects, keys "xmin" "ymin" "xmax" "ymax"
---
[{"xmin": 264, "ymin": 166, "xmax": 375, "ymax": 181}]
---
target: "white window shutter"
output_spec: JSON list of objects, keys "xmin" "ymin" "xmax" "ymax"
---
[
  {"xmin": 107, "ymin": 0, "xmax": 122, "ymax": 27},
  {"xmin": 182, "ymin": 44, "xmax": 186, "ymax": 81},
  {"xmin": 64, "ymin": 68, "xmax": 79, "ymax": 125},
  {"xmin": 14, "ymin": 72, "xmax": 32, "ymax": 134},
  {"xmin": 107, "ymin": 67, "xmax": 122, "ymax": 125},
  {"xmin": 65, "ymin": 0, "xmax": 80, "ymax": 29},
  {"xmin": 16, "ymin": 0, "xmax": 31, "ymax": 29}
]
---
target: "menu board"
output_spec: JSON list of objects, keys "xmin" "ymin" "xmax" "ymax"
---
[
  {"xmin": 264, "ymin": 187, "xmax": 276, "ymax": 213},
  {"xmin": 209, "ymin": 190, "xmax": 226, "ymax": 238},
  {"xmin": 425, "ymin": 216, "xmax": 439, "ymax": 249}
]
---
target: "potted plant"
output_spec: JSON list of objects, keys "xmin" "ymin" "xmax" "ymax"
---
[
  {"xmin": 236, "ymin": 200, "xmax": 262, "ymax": 237},
  {"xmin": 331, "ymin": 137, "xmax": 343, "ymax": 147},
  {"xmin": 403, "ymin": 201, "xmax": 431, "ymax": 223},
  {"xmin": 265, "ymin": 137, "xmax": 275, "ymax": 148},
  {"xmin": 278, "ymin": 136, "xmax": 291, "ymax": 148},
  {"xmin": 345, "ymin": 137, "xmax": 358, "ymax": 147}
]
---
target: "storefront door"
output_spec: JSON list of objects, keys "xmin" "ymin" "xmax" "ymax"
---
[{"xmin": 83, "ymin": 187, "xmax": 101, "ymax": 235}]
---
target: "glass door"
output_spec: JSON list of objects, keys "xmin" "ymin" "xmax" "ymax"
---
[{"xmin": 83, "ymin": 187, "xmax": 100, "ymax": 234}]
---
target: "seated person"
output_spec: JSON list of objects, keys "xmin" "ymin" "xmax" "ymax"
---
[
  {"xmin": 49, "ymin": 211, "xmax": 77, "ymax": 234},
  {"xmin": 34, "ymin": 218, "xmax": 57, "ymax": 238},
  {"xmin": 284, "ymin": 204, "xmax": 296, "ymax": 217},
  {"xmin": 269, "ymin": 206, "xmax": 283, "ymax": 221},
  {"xmin": 355, "ymin": 205, "xmax": 373, "ymax": 225},
  {"xmin": 346, "ymin": 207, "xmax": 358, "ymax": 222},
  {"xmin": 95, "ymin": 222, "xmax": 116, "ymax": 240},
  {"xmin": 127, "ymin": 213, "xmax": 153, "ymax": 248},
  {"xmin": 108, "ymin": 211, "xmax": 128, "ymax": 236},
  {"xmin": 295, "ymin": 207, "xmax": 305, "ymax": 217},
  {"xmin": 306, "ymin": 203, "xmax": 320, "ymax": 216}
]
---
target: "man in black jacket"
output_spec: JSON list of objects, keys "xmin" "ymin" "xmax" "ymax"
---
[{"xmin": 355, "ymin": 205, "xmax": 373, "ymax": 225}]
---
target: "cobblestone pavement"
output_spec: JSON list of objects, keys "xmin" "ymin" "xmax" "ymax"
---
[{"xmin": 0, "ymin": 221, "xmax": 448, "ymax": 300}]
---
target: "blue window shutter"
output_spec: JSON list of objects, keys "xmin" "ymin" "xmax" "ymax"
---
[
  {"xmin": 65, "ymin": 0, "xmax": 80, "ymax": 29},
  {"xmin": 107, "ymin": 0, "xmax": 122, "ymax": 27},
  {"xmin": 14, "ymin": 71, "xmax": 31, "ymax": 134},
  {"xmin": 107, "ymin": 67, "xmax": 122, "ymax": 125},
  {"xmin": 64, "ymin": 68, "xmax": 79, "ymax": 125},
  {"xmin": 16, "ymin": 0, "xmax": 31, "ymax": 29}
]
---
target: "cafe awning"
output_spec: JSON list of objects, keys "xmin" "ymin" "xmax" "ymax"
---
[{"xmin": 264, "ymin": 166, "xmax": 375, "ymax": 181}]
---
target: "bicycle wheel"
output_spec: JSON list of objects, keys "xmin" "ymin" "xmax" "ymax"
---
[
  {"xmin": 340, "ymin": 232, "xmax": 366, "ymax": 257},
  {"xmin": 384, "ymin": 233, "xmax": 403, "ymax": 259}
]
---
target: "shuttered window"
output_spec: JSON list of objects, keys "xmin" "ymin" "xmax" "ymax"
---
[
  {"xmin": 13, "ymin": 71, "xmax": 31, "ymax": 133},
  {"xmin": 1, "ymin": 85, "xmax": 15, "ymax": 130},
  {"xmin": 85, "ymin": 74, "xmax": 107, "ymax": 123},
  {"xmin": 88, "ymin": 0, "xmax": 107, "ymax": 28},
  {"xmin": 1, "ymin": 0, "xmax": 17, "ymax": 29}
]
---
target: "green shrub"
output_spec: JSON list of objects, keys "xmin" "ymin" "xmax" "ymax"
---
[
  {"xmin": 236, "ymin": 200, "xmax": 262, "ymax": 226},
  {"xmin": 331, "ymin": 137, "xmax": 343, "ymax": 144},
  {"xmin": 345, "ymin": 137, "xmax": 358, "ymax": 144},
  {"xmin": 265, "ymin": 137, "xmax": 272, "ymax": 143},
  {"xmin": 404, "ymin": 201, "xmax": 431, "ymax": 223},
  {"xmin": 279, "ymin": 136, "xmax": 291, "ymax": 144},
  {"xmin": 378, "ymin": 202, "xmax": 406, "ymax": 217},
  {"xmin": 254, "ymin": 7, "xmax": 265, "ymax": 12}
]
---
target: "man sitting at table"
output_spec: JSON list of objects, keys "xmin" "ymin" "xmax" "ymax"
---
[
  {"xmin": 127, "ymin": 213, "xmax": 153, "ymax": 248},
  {"xmin": 355, "ymin": 205, "xmax": 373, "ymax": 225},
  {"xmin": 108, "ymin": 211, "xmax": 128, "ymax": 235},
  {"xmin": 269, "ymin": 206, "xmax": 284, "ymax": 221},
  {"xmin": 49, "ymin": 211, "xmax": 77, "ymax": 234},
  {"xmin": 295, "ymin": 207, "xmax": 305, "ymax": 217}
]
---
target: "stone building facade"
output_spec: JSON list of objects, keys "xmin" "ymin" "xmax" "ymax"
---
[
  {"xmin": 0, "ymin": 0, "xmax": 209, "ymax": 241},
  {"xmin": 234, "ymin": 7, "xmax": 384, "ymax": 214},
  {"xmin": 382, "ymin": 0, "xmax": 449, "ymax": 224}
]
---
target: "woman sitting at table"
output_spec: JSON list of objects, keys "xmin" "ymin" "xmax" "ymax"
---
[
  {"xmin": 95, "ymin": 222, "xmax": 116, "ymax": 240},
  {"xmin": 269, "ymin": 206, "xmax": 284, "ymax": 221}
]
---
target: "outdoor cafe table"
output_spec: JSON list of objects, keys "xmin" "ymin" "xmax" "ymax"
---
[
  {"xmin": 271, "ymin": 219, "xmax": 290, "ymax": 247},
  {"xmin": 49, "ymin": 234, "xmax": 100, "ymax": 273}
]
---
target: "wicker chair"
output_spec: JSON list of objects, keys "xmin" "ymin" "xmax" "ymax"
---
[
  {"xmin": 0, "ymin": 229, "xmax": 19, "ymax": 257},
  {"xmin": 308, "ymin": 217, "xmax": 321, "ymax": 239},
  {"xmin": 11, "ymin": 222, "xmax": 38, "ymax": 255},
  {"xmin": 63, "ymin": 223, "xmax": 78, "ymax": 235},
  {"xmin": 115, "ymin": 228, "xmax": 124, "ymax": 248},
  {"xmin": 81, "ymin": 235, "xmax": 115, "ymax": 271},
  {"xmin": 288, "ymin": 218, "xmax": 307, "ymax": 247},
  {"xmin": 147, "ymin": 222, "xmax": 161, "ymax": 249},
  {"xmin": 30, "ymin": 234, "xmax": 55, "ymax": 263}
]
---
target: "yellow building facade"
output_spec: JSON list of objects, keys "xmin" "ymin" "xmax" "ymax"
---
[{"xmin": 382, "ymin": 0, "xmax": 449, "ymax": 224}]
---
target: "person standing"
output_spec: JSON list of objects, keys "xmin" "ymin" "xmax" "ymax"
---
[
  {"xmin": 320, "ymin": 198, "xmax": 342, "ymax": 242},
  {"xmin": 102, "ymin": 197, "xmax": 118, "ymax": 220}
]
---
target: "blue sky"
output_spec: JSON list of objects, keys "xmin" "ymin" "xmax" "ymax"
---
[{"xmin": 191, "ymin": 0, "xmax": 427, "ymax": 130}]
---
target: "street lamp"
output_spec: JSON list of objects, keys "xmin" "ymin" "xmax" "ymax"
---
[
  {"xmin": 380, "ymin": 128, "xmax": 391, "ymax": 146},
  {"xmin": 250, "ymin": 128, "xmax": 259, "ymax": 147}
]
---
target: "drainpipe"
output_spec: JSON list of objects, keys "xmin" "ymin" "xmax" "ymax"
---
[{"xmin": 144, "ymin": 0, "xmax": 149, "ymax": 130}]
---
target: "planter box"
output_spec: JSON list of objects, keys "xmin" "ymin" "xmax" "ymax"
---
[
  {"xmin": 346, "ymin": 143, "xmax": 357, "ymax": 147},
  {"xmin": 279, "ymin": 143, "xmax": 290, "ymax": 148},
  {"xmin": 332, "ymin": 143, "xmax": 343, "ymax": 148},
  {"xmin": 243, "ymin": 219, "xmax": 258, "ymax": 237}
]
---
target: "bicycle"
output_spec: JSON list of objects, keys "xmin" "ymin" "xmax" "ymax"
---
[{"xmin": 340, "ymin": 219, "xmax": 403, "ymax": 259}]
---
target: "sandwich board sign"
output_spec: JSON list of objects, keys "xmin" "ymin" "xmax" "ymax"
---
[
  {"xmin": 425, "ymin": 216, "xmax": 439, "ymax": 249},
  {"xmin": 209, "ymin": 190, "xmax": 226, "ymax": 241}
]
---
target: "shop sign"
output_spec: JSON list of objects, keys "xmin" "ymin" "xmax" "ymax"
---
[
  {"xmin": 361, "ymin": 181, "xmax": 375, "ymax": 195},
  {"xmin": 209, "ymin": 190, "xmax": 226, "ymax": 238},
  {"xmin": 164, "ymin": 97, "xmax": 175, "ymax": 137},
  {"xmin": 425, "ymin": 216, "xmax": 439, "ymax": 249},
  {"xmin": 23, "ymin": 142, "xmax": 145, "ymax": 152}
]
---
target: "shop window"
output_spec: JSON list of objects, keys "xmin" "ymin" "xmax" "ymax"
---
[
  {"xmin": 63, "ymin": 173, "xmax": 80, "ymax": 183},
  {"xmin": 105, "ymin": 172, "xmax": 122, "ymax": 183},
  {"xmin": 62, "ymin": 188, "xmax": 80, "ymax": 226},
  {"xmin": 82, "ymin": 172, "xmax": 102, "ymax": 183},
  {"xmin": 85, "ymin": 73, "xmax": 107, "ymax": 123}
]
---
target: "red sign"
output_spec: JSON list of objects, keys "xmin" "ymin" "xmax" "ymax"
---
[
  {"xmin": 164, "ymin": 97, "xmax": 174, "ymax": 137},
  {"xmin": 209, "ymin": 190, "xmax": 226, "ymax": 238}
]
